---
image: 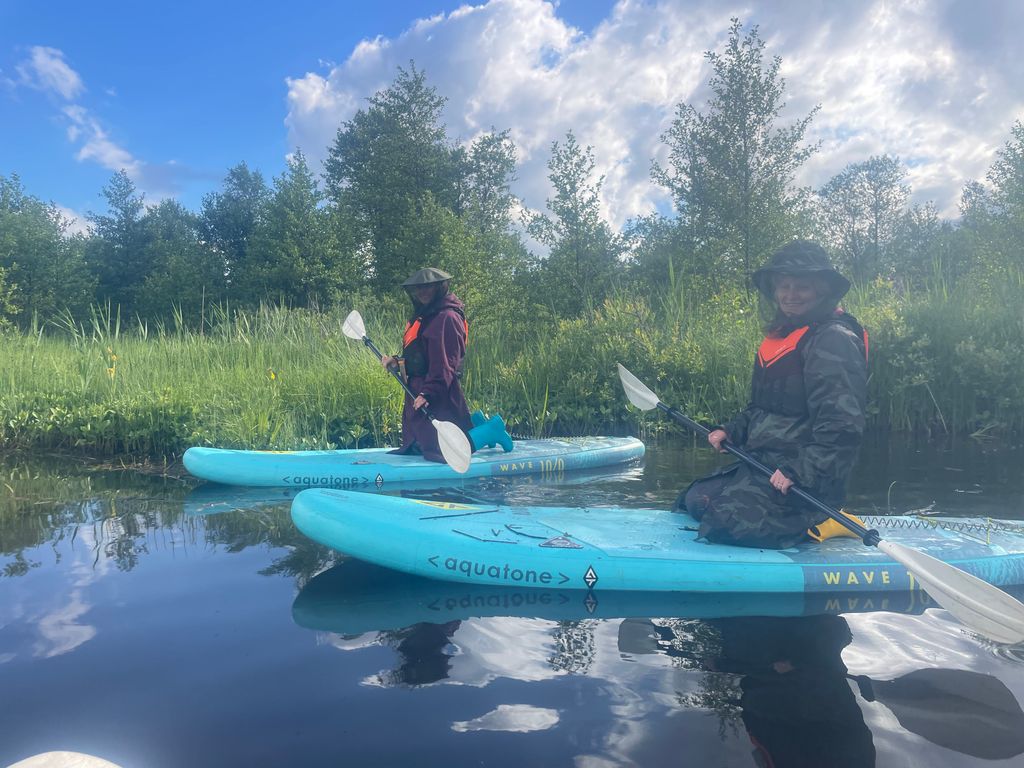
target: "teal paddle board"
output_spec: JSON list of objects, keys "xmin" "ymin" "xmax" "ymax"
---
[
  {"xmin": 290, "ymin": 489, "xmax": 1024, "ymax": 594},
  {"xmin": 184, "ymin": 436, "xmax": 644, "ymax": 488}
]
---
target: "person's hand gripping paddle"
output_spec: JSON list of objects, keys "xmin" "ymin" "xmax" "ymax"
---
[{"xmin": 343, "ymin": 311, "xmax": 471, "ymax": 473}]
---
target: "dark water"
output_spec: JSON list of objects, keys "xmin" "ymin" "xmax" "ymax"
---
[{"xmin": 2, "ymin": 436, "xmax": 1024, "ymax": 767}]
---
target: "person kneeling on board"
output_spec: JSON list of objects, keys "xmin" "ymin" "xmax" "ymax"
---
[
  {"xmin": 380, "ymin": 267, "xmax": 513, "ymax": 463},
  {"xmin": 676, "ymin": 241, "xmax": 869, "ymax": 548}
]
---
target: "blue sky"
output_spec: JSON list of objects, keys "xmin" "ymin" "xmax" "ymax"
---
[
  {"xmin": 3, "ymin": 0, "xmax": 1023, "ymax": 233},
  {"xmin": 0, "ymin": 0, "xmax": 613, "ymax": 224}
]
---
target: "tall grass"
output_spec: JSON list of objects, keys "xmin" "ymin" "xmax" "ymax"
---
[
  {"xmin": 853, "ymin": 268, "xmax": 1024, "ymax": 436},
  {"xmin": 1, "ymin": 276, "xmax": 1022, "ymax": 460},
  {"xmin": 0, "ymin": 303, "xmax": 403, "ymax": 457}
]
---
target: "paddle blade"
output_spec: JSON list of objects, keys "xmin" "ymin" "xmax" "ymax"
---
[
  {"xmin": 433, "ymin": 418, "xmax": 472, "ymax": 474},
  {"xmin": 617, "ymin": 364, "xmax": 661, "ymax": 411},
  {"xmin": 342, "ymin": 310, "xmax": 366, "ymax": 340},
  {"xmin": 879, "ymin": 540, "xmax": 1024, "ymax": 644}
]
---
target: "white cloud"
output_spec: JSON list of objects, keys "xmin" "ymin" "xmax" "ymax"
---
[
  {"xmin": 285, "ymin": 0, "xmax": 1024, "ymax": 226},
  {"xmin": 63, "ymin": 104, "xmax": 141, "ymax": 177},
  {"xmin": 11, "ymin": 46, "xmax": 210, "ymax": 202},
  {"xmin": 55, "ymin": 205, "xmax": 91, "ymax": 237},
  {"xmin": 13, "ymin": 48, "xmax": 133, "ymax": 173},
  {"xmin": 16, "ymin": 45, "xmax": 85, "ymax": 100}
]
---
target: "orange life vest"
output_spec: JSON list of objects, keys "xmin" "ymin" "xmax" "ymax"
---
[
  {"xmin": 401, "ymin": 309, "xmax": 469, "ymax": 378},
  {"xmin": 751, "ymin": 312, "xmax": 868, "ymax": 417}
]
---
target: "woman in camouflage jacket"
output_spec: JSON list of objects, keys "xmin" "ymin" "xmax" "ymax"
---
[{"xmin": 676, "ymin": 240, "xmax": 868, "ymax": 549}]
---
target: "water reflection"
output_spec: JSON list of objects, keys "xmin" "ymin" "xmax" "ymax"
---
[
  {"xmin": 643, "ymin": 615, "xmax": 876, "ymax": 766},
  {"xmin": 451, "ymin": 704, "xmax": 560, "ymax": 733},
  {"xmin": 625, "ymin": 615, "xmax": 1024, "ymax": 765},
  {"xmin": 375, "ymin": 620, "xmax": 462, "ymax": 686},
  {"xmin": 0, "ymin": 462, "xmax": 336, "ymax": 585},
  {"xmin": 293, "ymin": 559, "xmax": 1024, "ymax": 766},
  {"xmin": 851, "ymin": 667, "xmax": 1024, "ymax": 760},
  {"xmin": 3, "ymin": 440, "xmax": 1024, "ymax": 767}
]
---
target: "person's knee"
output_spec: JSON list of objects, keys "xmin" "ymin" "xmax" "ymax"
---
[{"xmin": 673, "ymin": 484, "xmax": 702, "ymax": 517}]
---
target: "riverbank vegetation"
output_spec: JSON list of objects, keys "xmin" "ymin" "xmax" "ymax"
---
[{"xmin": 2, "ymin": 19, "xmax": 1024, "ymax": 458}]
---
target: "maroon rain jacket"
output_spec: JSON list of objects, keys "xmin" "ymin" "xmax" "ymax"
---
[{"xmin": 392, "ymin": 292, "xmax": 472, "ymax": 462}]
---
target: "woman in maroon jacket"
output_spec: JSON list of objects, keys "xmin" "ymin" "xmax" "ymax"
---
[{"xmin": 381, "ymin": 268, "xmax": 511, "ymax": 463}]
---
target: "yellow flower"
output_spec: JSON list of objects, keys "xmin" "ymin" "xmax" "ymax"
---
[
  {"xmin": 107, "ymin": 366, "xmax": 116, "ymax": 378},
  {"xmin": 110, "ymin": 354, "xmax": 118, "ymax": 362},
  {"xmin": 267, "ymin": 368, "xmax": 277, "ymax": 381}
]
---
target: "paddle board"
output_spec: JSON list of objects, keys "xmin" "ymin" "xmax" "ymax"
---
[
  {"xmin": 290, "ymin": 489, "xmax": 1024, "ymax": 594},
  {"xmin": 184, "ymin": 436, "xmax": 644, "ymax": 488}
]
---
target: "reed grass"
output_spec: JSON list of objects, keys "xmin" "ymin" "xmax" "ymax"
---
[{"xmin": 1, "ymin": 275, "xmax": 1022, "ymax": 460}]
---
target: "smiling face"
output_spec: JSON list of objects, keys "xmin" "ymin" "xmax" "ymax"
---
[
  {"xmin": 411, "ymin": 283, "xmax": 440, "ymax": 305},
  {"xmin": 773, "ymin": 274, "xmax": 826, "ymax": 317}
]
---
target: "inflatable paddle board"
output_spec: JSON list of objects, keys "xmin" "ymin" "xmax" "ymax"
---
[
  {"xmin": 184, "ymin": 436, "xmax": 644, "ymax": 488},
  {"xmin": 290, "ymin": 489, "xmax": 1024, "ymax": 594}
]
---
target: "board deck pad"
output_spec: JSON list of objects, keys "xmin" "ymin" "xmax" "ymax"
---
[
  {"xmin": 184, "ymin": 436, "xmax": 644, "ymax": 488},
  {"xmin": 290, "ymin": 489, "xmax": 1024, "ymax": 594}
]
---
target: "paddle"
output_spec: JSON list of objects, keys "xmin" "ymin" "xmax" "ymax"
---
[
  {"xmin": 342, "ymin": 310, "xmax": 471, "ymax": 474},
  {"xmin": 617, "ymin": 363, "xmax": 1024, "ymax": 644}
]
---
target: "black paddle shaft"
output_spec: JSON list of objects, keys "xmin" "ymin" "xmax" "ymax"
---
[
  {"xmin": 359, "ymin": 336, "xmax": 439, "ymax": 421},
  {"xmin": 656, "ymin": 401, "xmax": 881, "ymax": 546}
]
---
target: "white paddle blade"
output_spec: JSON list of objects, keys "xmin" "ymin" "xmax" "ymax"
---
[
  {"xmin": 434, "ymin": 419, "xmax": 472, "ymax": 474},
  {"xmin": 617, "ymin": 363, "xmax": 661, "ymax": 411},
  {"xmin": 342, "ymin": 310, "xmax": 366, "ymax": 340},
  {"xmin": 879, "ymin": 540, "xmax": 1024, "ymax": 644}
]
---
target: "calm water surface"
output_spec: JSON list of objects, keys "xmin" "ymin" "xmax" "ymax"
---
[{"xmin": 2, "ymin": 435, "xmax": 1024, "ymax": 767}]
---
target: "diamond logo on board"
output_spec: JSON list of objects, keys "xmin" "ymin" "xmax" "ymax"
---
[
  {"xmin": 584, "ymin": 566, "xmax": 598, "ymax": 589},
  {"xmin": 540, "ymin": 535, "xmax": 582, "ymax": 549}
]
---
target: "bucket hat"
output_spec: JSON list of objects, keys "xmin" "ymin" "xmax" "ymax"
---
[{"xmin": 752, "ymin": 240, "xmax": 850, "ymax": 300}]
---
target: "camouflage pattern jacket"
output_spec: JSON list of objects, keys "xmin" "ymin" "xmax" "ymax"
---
[{"xmin": 722, "ymin": 314, "xmax": 868, "ymax": 507}]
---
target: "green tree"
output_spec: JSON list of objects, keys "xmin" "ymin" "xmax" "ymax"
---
[
  {"xmin": 623, "ymin": 213, "xmax": 687, "ymax": 292},
  {"xmin": 323, "ymin": 63, "xmax": 463, "ymax": 289},
  {"xmin": 889, "ymin": 202, "xmax": 964, "ymax": 290},
  {"xmin": 200, "ymin": 162, "xmax": 269, "ymax": 304},
  {"xmin": 653, "ymin": 18, "xmax": 818, "ymax": 286},
  {"xmin": 0, "ymin": 174, "xmax": 93, "ymax": 324},
  {"xmin": 241, "ymin": 151, "xmax": 339, "ymax": 307},
  {"xmin": 988, "ymin": 120, "xmax": 1024, "ymax": 221},
  {"xmin": 461, "ymin": 129, "xmax": 518, "ymax": 235},
  {"xmin": 946, "ymin": 123, "xmax": 1024, "ymax": 290},
  {"xmin": 86, "ymin": 171, "xmax": 149, "ymax": 315},
  {"xmin": 388, "ymin": 192, "xmax": 528, "ymax": 335},
  {"xmin": 0, "ymin": 265, "xmax": 19, "ymax": 330},
  {"xmin": 817, "ymin": 155, "xmax": 909, "ymax": 284},
  {"xmin": 136, "ymin": 200, "xmax": 226, "ymax": 325},
  {"xmin": 526, "ymin": 132, "xmax": 624, "ymax": 318},
  {"xmin": 981, "ymin": 120, "xmax": 1024, "ymax": 278},
  {"xmin": 456, "ymin": 128, "xmax": 529, "ymax": 329}
]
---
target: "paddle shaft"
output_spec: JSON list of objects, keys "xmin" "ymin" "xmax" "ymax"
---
[
  {"xmin": 654, "ymin": 401, "xmax": 881, "ymax": 546},
  {"xmin": 359, "ymin": 335, "xmax": 441, "ymax": 422}
]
